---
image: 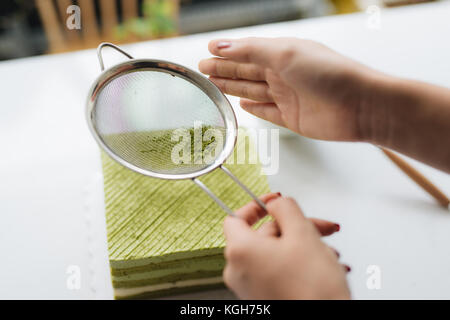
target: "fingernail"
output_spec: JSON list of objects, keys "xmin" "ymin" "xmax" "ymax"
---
[
  {"xmin": 334, "ymin": 224, "xmax": 340, "ymax": 232},
  {"xmin": 217, "ymin": 41, "xmax": 231, "ymax": 49},
  {"xmin": 276, "ymin": 192, "xmax": 282, "ymax": 197},
  {"xmin": 345, "ymin": 265, "xmax": 351, "ymax": 272},
  {"xmin": 334, "ymin": 250, "xmax": 340, "ymax": 258}
]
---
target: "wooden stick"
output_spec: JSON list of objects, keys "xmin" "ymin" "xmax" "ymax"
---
[{"xmin": 380, "ymin": 147, "xmax": 449, "ymax": 208}]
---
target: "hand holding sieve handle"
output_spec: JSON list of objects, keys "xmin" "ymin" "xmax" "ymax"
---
[{"xmin": 192, "ymin": 165, "xmax": 267, "ymax": 217}]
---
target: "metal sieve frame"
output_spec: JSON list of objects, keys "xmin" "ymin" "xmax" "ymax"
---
[{"xmin": 86, "ymin": 43, "xmax": 266, "ymax": 216}]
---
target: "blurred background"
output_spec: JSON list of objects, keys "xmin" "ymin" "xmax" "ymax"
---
[{"xmin": 0, "ymin": 0, "xmax": 436, "ymax": 61}]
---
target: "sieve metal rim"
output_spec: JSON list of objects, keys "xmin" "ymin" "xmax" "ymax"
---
[{"xmin": 86, "ymin": 57, "xmax": 238, "ymax": 180}]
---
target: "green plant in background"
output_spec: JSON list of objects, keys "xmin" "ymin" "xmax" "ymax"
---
[{"xmin": 115, "ymin": 0, "xmax": 177, "ymax": 41}]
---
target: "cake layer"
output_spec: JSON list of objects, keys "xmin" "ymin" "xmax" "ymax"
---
[
  {"xmin": 111, "ymin": 253, "xmax": 224, "ymax": 277},
  {"xmin": 109, "ymin": 247, "xmax": 223, "ymax": 270},
  {"xmin": 113, "ymin": 270, "xmax": 223, "ymax": 288},
  {"xmin": 102, "ymin": 129, "xmax": 270, "ymax": 298},
  {"xmin": 114, "ymin": 277, "xmax": 225, "ymax": 299}
]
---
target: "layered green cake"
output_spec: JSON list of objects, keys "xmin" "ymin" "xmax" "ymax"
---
[{"xmin": 101, "ymin": 129, "xmax": 270, "ymax": 299}]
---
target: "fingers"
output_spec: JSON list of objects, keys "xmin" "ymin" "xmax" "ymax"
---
[
  {"xmin": 226, "ymin": 194, "xmax": 342, "ymax": 241},
  {"xmin": 309, "ymin": 218, "xmax": 340, "ymax": 236},
  {"xmin": 224, "ymin": 193, "xmax": 280, "ymax": 246},
  {"xmin": 257, "ymin": 218, "xmax": 340, "ymax": 238},
  {"xmin": 234, "ymin": 192, "xmax": 280, "ymax": 225},
  {"xmin": 209, "ymin": 77, "xmax": 274, "ymax": 103},
  {"xmin": 208, "ymin": 37, "xmax": 295, "ymax": 70},
  {"xmin": 326, "ymin": 247, "xmax": 350, "ymax": 273},
  {"xmin": 325, "ymin": 247, "xmax": 350, "ymax": 273},
  {"xmin": 223, "ymin": 215, "xmax": 253, "ymax": 244},
  {"xmin": 199, "ymin": 58, "xmax": 266, "ymax": 81},
  {"xmin": 332, "ymin": 248, "xmax": 340, "ymax": 258},
  {"xmin": 239, "ymin": 99, "xmax": 285, "ymax": 127},
  {"xmin": 256, "ymin": 220, "xmax": 280, "ymax": 237},
  {"xmin": 266, "ymin": 197, "xmax": 306, "ymax": 236}
]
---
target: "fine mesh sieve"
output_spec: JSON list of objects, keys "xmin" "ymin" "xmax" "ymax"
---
[{"xmin": 86, "ymin": 43, "xmax": 267, "ymax": 216}]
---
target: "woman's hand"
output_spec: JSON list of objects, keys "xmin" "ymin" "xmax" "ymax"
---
[
  {"xmin": 223, "ymin": 193, "xmax": 351, "ymax": 300},
  {"xmin": 199, "ymin": 37, "xmax": 377, "ymax": 142},
  {"xmin": 200, "ymin": 37, "xmax": 450, "ymax": 172}
]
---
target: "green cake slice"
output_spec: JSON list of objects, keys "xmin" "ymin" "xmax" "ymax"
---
[{"xmin": 101, "ymin": 129, "xmax": 270, "ymax": 299}]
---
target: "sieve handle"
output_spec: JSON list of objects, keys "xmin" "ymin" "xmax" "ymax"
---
[
  {"xmin": 192, "ymin": 178, "xmax": 235, "ymax": 216},
  {"xmin": 97, "ymin": 42, "xmax": 134, "ymax": 71},
  {"xmin": 220, "ymin": 165, "xmax": 268, "ymax": 212},
  {"xmin": 192, "ymin": 166, "xmax": 267, "ymax": 217}
]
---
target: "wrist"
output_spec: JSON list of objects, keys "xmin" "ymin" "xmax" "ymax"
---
[
  {"xmin": 359, "ymin": 72, "xmax": 450, "ymax": 171},
  {"xmin": 356, "ymin": 70, "xmax": 401, "ymax": 145}
]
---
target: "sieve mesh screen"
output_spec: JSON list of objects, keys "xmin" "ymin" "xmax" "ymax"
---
[{"xmin": 93, "ymin": 70, "xmax": 227, "ymax": 175}]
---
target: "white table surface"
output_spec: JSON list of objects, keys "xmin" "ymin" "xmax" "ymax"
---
[{"xmin": 1, "ymin": 1, "xmax": 450, "ymax": 299}]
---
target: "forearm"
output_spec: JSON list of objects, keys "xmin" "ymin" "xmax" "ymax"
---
[{"xmin": 360, "ymin": 72, "xmax": 450, "ymax": 173}]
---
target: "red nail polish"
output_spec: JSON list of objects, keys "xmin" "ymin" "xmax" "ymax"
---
[
  {"xmin": 334, "ymin": 224, "xmax": 340, "ymax": 232},
  {"xmin": 276, "ymin": 192, "xmax": 282, "ymax": 197},
  {"xmin": 217, "ymin": 41, "xmax": 231, "ymax": 49},
  {"xmin": 345, "ymin": 265, "xmax": 351, "ymax": 272}
]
